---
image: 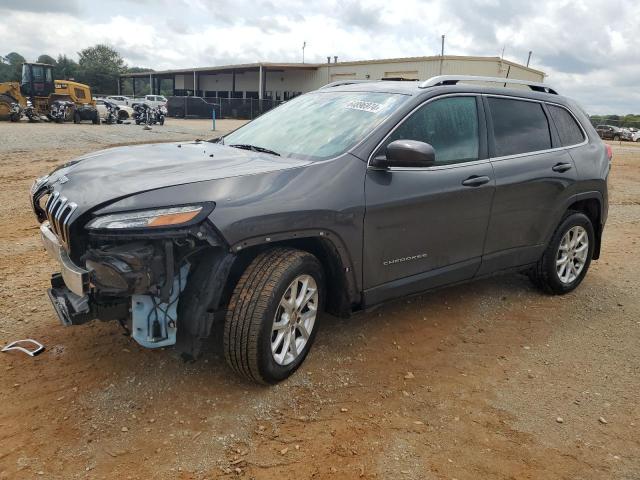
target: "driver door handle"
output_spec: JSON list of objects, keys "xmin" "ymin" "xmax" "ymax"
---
[
  {"xmin": 462, "ymin": 175, "xmax": 491, "ymax": 187},
  {"xmin": 552, "ymin": 162, "xmax": 573, "ymax": 173}
]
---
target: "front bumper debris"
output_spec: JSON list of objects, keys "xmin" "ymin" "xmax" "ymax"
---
[
  {"xmin": 47, "ymin": 274, "xmax": 93, "ymax": 326},
  {"xmin": 40, "ymin": 222, "xmax": 90, "ymax": 296}
]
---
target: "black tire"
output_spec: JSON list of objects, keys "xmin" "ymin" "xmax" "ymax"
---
[
  {"xmin": 159, "ymin": 116, "xmax": 164, "ymax": 126},
  {"xmin": 73, "ymin": 112, "xmax": 81, "ymax": 124},
  {"xmin": 92, "ymin": 111, "xmax": 100, "ymax": 124},
  {"xmin": 224, "ymin": 248, "xmax": 324, "ymax": 384},
  {"xmin": 529, "ymin": 211, "xmax": 594, "ymax": 295},
  {"xmin": 135, "ymin": 119, "xmax": 141, "ymax": 125},
  {"xmin": 9, "ymin": 112, "xmax": 20, "ymax": 122}
]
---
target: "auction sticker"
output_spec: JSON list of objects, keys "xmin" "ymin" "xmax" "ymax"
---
[{"xmin": 345, "ymin": 100, "xmax": 383, "ymax": 113}]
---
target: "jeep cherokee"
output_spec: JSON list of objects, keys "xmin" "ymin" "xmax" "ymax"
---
[{"xmin": 31, "ymin": 75, "xmax": 611, "ymax": 384}]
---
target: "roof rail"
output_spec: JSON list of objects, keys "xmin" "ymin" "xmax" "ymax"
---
[
  {"xmin": 320, "ymin": 80, "xmax": 376, "ymax": 89},
  {"xmin": 419, "ymin": 75, "xmax": 558, "ymax": 95}
]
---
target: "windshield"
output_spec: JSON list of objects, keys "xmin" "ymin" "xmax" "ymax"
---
[{"xmin": 223, "ymin": 91, "xmax": 408, "ymax": 160}]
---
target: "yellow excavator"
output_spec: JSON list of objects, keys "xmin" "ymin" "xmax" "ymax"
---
[{"xmin": 0, "ymin": 62, "xmax": 99, "ymax": 123}]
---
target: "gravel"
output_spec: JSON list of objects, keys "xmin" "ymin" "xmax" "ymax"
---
[{"xmin": 0, "ymin": 118, "xmax": 247, "ymax": 154}]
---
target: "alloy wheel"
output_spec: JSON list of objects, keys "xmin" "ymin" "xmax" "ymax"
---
[
  {"xmin": 556, "ymin": 225, "xmax": 589, "ymax": 284},
  {"xmin": 271, "ymin": 274, "xmax": 318, "ymax": 366}
]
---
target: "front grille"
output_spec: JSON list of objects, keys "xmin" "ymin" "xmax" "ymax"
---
[{"xmin": 43, "ymin": 191, "xmax": 78, "ymax": 248}]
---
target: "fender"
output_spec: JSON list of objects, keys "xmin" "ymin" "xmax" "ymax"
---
[
  {"xmin": 544, "ymin": 190, "xmax": 605, "ymax": 257},
  {"xmin": 229, "ymin": 228, "xmax": 361, "ymax": 310}
]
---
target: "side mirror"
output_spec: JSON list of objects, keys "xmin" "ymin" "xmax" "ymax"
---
[{"xmin": 371, "ymin": 140, "xmax": 436, "ymax": 169}]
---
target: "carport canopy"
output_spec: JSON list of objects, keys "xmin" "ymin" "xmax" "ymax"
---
[{"xmin": 118, "ymin": 62, "xmax": 320, "ymax": 99}]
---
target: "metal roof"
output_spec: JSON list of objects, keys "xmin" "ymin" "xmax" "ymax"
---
[
  {"xmin": 121, "ymin": 62, "xmax": 321, "ymax": 78},
  {"xmin": 119, "ymin": 55, "xmax": 545, "ymax": 78}
]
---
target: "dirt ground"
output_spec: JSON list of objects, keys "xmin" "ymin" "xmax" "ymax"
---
[{"xmin": 0, "ymin": 123, "xmax": 638, "ymax": 479}]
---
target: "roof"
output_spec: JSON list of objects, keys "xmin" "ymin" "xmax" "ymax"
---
[
  {"xmin": 121, "ymin": 62, "xmax": 321, "ymax": 78},
  {"xmin": 319, "ymin": 79, "xmax": 566, "ymax": 103},
  {"xmin": 119, "ymin": 55, "xmax": 545, "ymax": 78}
]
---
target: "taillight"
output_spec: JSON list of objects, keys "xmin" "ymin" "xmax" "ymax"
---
[{"xmin": 605, "ymin": 144, "xmax": 613, "ymax": 161}]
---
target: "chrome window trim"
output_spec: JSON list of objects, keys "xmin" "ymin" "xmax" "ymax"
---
[
  {"xmin": 366, "ymin": 93, "xmax": 483, "ymax": 171},
  {"xmin": 484, "ymin": 94, "xmax": 588, "ymax": 163}
]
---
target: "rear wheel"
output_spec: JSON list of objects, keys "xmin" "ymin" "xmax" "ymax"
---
[
  {"xmin": 529, "ymin": 211, "xmax": 594, "ymax": 294},
  {"xmin": 92, "ymin": 110, "xmax": 100, "ymax": 124},
  {"xmin": 224, "ymin": 248, "xmax": 324, "ymax": 384}
]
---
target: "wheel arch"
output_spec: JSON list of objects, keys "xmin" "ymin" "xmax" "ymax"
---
[
  {"xmin": 226, "ymin": 232, "xmax": 360, "ymax": 317},
  {"xmin": 564, "ymin": 193, "xmax": 604, "ymax": 260}
]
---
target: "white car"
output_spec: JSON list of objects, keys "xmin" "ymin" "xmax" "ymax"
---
[
  {"xmin": 628, "ymin": 127, "xmax": 640, "ymax": 142},
  {"xmin": 95, "ymin": 99, "xmax": 134, "ymax": 121},
  {"xmin": 105, "ymin": 95, "xmax": 131, "ymax": 106},
  {"xmin": 128, "ymin": 95, "xmax": 168, "ymax": 108}
]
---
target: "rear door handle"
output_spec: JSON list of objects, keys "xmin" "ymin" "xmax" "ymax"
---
[
  {"xmin": 462, "ymin": 175, "xmax": 491, "ymax": 187},
  {"xmin": 552, "ymin": 162, "xmax": 573, "ymax": 173}
]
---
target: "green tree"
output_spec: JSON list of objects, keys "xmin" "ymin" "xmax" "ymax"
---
[
  {"xmin": 1, "ymin": 52, "xmax": 26, "ymax": 82},
  {"xmin": 77, "ymin": 44, "xmax": 126, "ymax": 94},
  {"xmin": 54, "ymin": 54, "xmax": 78, "ymax": 80},
  {"xmin": 127, "ymin": 66, "xmax": 154, "ymax": 74},
  {"xmin": 36, "ymin": 54, "xmax": 57, "ymax": 66}
]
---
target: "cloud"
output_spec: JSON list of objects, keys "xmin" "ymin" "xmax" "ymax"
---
[
  {"xmin": 0, "ymin": 0, "xmax": 80, "ymax": 14},
  {"xmin": 0, "ymin": 0, "xmax": 638, "ymax": 113}
]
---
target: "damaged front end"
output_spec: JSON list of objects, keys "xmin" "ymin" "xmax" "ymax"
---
[{"xmin": 33, "ymin": 190, "xmax": 235, "ymax": 357}]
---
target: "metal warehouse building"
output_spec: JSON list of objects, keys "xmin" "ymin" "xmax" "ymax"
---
[
  {"xmin": 119, "ymin": 55, "xmax": 545, "ymax": 118},
  {"xmin": 120, "ymin": 55, "xmax": 544, "ymax": 100}
]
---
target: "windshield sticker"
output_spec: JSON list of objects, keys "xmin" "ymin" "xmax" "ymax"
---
[{"xmin": 345, "ymin": 100, "xmax": 383, "ymax": 113}]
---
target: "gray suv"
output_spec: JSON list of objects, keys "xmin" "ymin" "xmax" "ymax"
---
[{"xmin": 30, "ymin": 75, "xmax": 611, "ymax": 384}]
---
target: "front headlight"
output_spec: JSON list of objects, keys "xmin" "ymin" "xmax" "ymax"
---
[{"xmin": 86, "ymin": 205, "xmax": 204, "ymax": 230}]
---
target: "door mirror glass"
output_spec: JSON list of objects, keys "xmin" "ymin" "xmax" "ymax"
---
[{"xmin": 371, "ymin": 139, "xmax": 436, "ymax": 169}]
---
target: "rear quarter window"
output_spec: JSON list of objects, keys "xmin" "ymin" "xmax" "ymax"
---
[
  {"xmin": 488, "ymin": 97, "xmax": 551, "ymax": 157},
  {"xmin": 548, "ymin": 105, "xmax": 585, "ymax": 146}
]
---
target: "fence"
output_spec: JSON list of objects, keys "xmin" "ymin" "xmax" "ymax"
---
[{"xmin": 166, "ymin": 96, "xmax": 285, "ymax": 120}]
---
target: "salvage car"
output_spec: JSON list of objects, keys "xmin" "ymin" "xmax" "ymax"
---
[
  {"xmin": 31, "ymin": 75, "xmax": 610, "ymax": 384},
  {"xmin": 96, "ymin": 99, "xmax": 134, "ymax": 121}
]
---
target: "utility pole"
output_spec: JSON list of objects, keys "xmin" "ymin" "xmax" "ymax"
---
[
  {"xmin": 526, "ymin": 50, "xmax": 532, "ymax": 67},
  {"xmin": 439, "ymin": 34, "xmax": 445, "ymax": 74},
  {"xmin": 302, "ymin": 41, "xmax": 306, "ymax": 63}
]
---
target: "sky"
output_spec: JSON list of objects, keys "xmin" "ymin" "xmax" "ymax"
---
[{"xmin": 0, "ymin": 0, "xmax": 638, "ymax": 114}]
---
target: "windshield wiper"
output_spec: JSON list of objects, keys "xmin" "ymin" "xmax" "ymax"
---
[{"xmin": 229, "ymin": 144, "xmax": 280, "ymax": 156}]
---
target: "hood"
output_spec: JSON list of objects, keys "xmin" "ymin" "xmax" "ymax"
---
[{"xmin": 41, "ymin": 141, "xmax": 311, "ymax": 211}]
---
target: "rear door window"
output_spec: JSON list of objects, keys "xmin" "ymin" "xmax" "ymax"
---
[
  {"xmin": 383, "ymin": 96, "xmax": 479, "ymax": 165},
  {"xmin": 548, "ymin": 105, "xmax": 585, "ymax": 146},
  {"xmin": 488, "ymin": 97, "xmax": 551, "ymax": 157}
]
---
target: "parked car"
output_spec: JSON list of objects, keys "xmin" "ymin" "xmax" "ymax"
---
[
  {"xmin": 128, "ymin": 95, "xmax": 167, "ymax": 108},
  {"xmin": 596, "ymin": 124, "xmax": 624, "ymax": 140},
  {"xmin": 95, "ymin": 99, "xmax": 134, "ymax": 121},
  {"xmin": 30, "ymin": 75, "xmax": 610, "ymax": 384},
  {"xmin": 631, "ymin": 129, "xmax": 640, "ymax": 142},
  {"xmin": 105, "ymin": 95, "xmax": 131, "ymax": 106}
]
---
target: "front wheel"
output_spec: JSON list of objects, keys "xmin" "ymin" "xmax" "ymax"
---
[
  {"xmin": 224, "ymin": 248, "xmax": 324, "ymax": 384},
  {"xmin": 529, "ymin": 211, "xmax": 594, "ymax": 294}
]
